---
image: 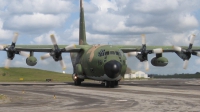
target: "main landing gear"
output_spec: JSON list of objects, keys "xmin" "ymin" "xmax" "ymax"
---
[
  {"xmin": 104, "ymin": 81, "xmax": 119, "ymax": 88},
  {"xmin": 73, "ymin": 74, "xmax": 84, "ymax": 86},
  {"xmin": 74, "ymin": 78, "xmax": 82, "ymax": 86}
]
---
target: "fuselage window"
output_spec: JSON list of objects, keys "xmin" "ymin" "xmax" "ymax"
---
[{"xmin": 110, "ymin": 51, "xmax": 115, "ymax": 55}]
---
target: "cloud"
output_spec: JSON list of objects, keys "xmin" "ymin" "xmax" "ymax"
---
[
  {"xmin": 0, "ymin": 0, "xmax": 74, "ymax": 34},
  {"xmin": 32, "ymin": 31, "xmax": 62, "ymax": 44},
  {"xmin": 195, "ymin": 59, "xmax": 200, "ymax": 65},
  {"xmin": 91, "ymin": 0, "xmax": 118, "ymax": 12},
  {"xmin": 0, "ymin": 19, "xmax": 13, "ymax": 41},
  {"xmin": 0, "ymin": 0, "xmax": 200, "ymax": 75},
  {"xmin": 133, "ymin": 0, "xmax": 179, "ymax": 14},
  {"xmin": 5, "ymin": 0, "xmax": 74, "ymax": 15},
  {"xmin": 3, "ymin": 13, "xmax": 68, "ymax": 34},
  {"xmin": 178, "ymin": 14, "xmax": 199, "ymax": 30}
]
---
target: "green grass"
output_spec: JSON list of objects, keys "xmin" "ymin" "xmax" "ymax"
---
[{"xmin": 0, "ymin": 67, "xmax": 72, "ymax": 82}]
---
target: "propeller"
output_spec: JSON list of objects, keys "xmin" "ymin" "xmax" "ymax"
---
[
  {"xmin": 144, "ymin": 61, "xmax": 149, "ymax": 71},
  {"xmin": 2, "ymin": 33, "xmax": 30, "ymax": 69},
  {"xmin": 19, "ymin": 51, "xmax": 30, "ymax": 58},
  {"xmin": 0, "ymin": 45, "xmax": 4, "ymax": 50},
  {"xmin": 127, "ymin": 52, "xmax": 139, "ymax": 57},
  {"xmin": 183, "ymin": 60, "xmax": 189, "ymax": 69},
  {"xmin": 60, "ymin": 60, "xmax": 66, "ymax": 71},
  {"xmin": 172, "ymin": 34, "xmax": 197, "ymax": 69},
  {"xmin": 41, "ymin": 34, "xmax": 69, "ymax": 70},
  {"xmin": 41, "ymin": 53, "xmax": 51, "ymax": 60},
  {"xmin": 12, "ymin": 33, "xmax": 19, "ymax": 43},
  {"xmin": 65, "ymin": 44, "xmax": 76, "ymax": 51},
  {"xmin": 127, "ymin": 34, "xmax": 163, "ymax": 71},
  {"xmin": 5, "ymin": 59, "xmax": 11, "ymax": 69}
]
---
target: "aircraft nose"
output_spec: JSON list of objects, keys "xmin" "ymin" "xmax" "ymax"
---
[{"xmin": 104, "ymin": 60, "xmax": 122, "ymax": 78}]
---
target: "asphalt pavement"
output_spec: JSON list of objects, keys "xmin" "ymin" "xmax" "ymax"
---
[{"xmin": 0, "ymin": 79, "xmax": 200, "ymax": 112}]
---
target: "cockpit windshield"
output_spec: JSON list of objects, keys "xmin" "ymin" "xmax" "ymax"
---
[
  {"xmin": 110, "ymin": 51, "xmax": 115, "ymax": 55},
  {"xmin": 98, "ymin": 50, "xmax": 121, "ymax": 57}
]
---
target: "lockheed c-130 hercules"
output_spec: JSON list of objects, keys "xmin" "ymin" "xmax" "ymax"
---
[{"xmin": 0, "ymin": 0, "xmax": 200, "ymax": 88}]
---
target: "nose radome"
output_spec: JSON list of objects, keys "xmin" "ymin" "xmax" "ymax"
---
[{"xmin": 104, "ymin": 60, "xmax": 122, "ymax": 78}]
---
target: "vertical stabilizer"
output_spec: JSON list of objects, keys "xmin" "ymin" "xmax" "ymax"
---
[{"xmin": 79, "ymin": 0, "xmax": 87, "ymax": 45}]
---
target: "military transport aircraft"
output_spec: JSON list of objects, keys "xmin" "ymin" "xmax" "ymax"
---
[{"xmin": 0, "ymin": 0, "xmax": 200, "ymax": 88}]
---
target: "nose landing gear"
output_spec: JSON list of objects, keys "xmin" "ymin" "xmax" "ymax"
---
[{"xmin": 104, "ymin": 81, "xmax": 119, "ymax": 88}]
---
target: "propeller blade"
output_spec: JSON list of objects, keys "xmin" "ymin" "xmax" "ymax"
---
[
  {"xmin": 12, "ymin": 33, "xmax": 19, "ymax": 43},
  {"xmin": 127, "ymin": 52, "xmax": 138, "ymax": 57},
  {"xmin": 0, "ymin": 45, "xmax": 4, "ymax": 50},
  {"xmin": 196, "ymin": 52, "xmax": 200, "ymax": 57},
  {"xmin": 5, "ymin": 59, "xmax": 11, "ymax": 69},
  {"xmin": 50, "ymin": 34, "xmax": 57, "ymax": 45},
  {"xmin": 41, "ymin": 53, "xmax": 51, "ymax": 60},
  {"xmin": 152, "ymin": 48, "xmax": 163, "ymax": 54},
  {"xmin": 19, "ymin": 51, "xmax": 29, "ymax": 58},
  {"xmin": 183, "ymin": 60, "xmax": 189, "ymax": 69},
  {"xmin": 172, "ymin": 46, "xmax": 182, "ymax": 52},
  {"xmin": 189, "ymin": 34, "xmax": 196, "ymax": 44},
  {"xmin": 65, "ymin": 44, "xmax": 76, "ymax": 51},
  {"xmin": 144, "ymin": 60, "xmax": 149, "ymax": 71},
  {"xmin": 60, "ymin": 60, "xmax": 66, "ymax": 70},
  {"xmin": 141, "ymin": 34, "xmax": 146, "ymax": 45}
]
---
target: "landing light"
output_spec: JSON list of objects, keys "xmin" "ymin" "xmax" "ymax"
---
[
  {"xmin": 63, "ymin": 71, "xmax": 65, "ymax": 74},
  {"xmin": 74, "ymin": 76, "xmax": 77, "ymax": 79}
]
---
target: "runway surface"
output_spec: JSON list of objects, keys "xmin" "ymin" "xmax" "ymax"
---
[{"xmin": 0, "ymin": 79, "xmax": 200, "ymax": 112}]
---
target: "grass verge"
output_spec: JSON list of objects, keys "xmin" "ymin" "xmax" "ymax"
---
[{"xmin": 0, "ymin": 67, "xmax": 72, "ymax": 82}]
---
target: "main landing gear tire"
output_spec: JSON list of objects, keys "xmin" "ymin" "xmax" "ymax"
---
[
  {"xmin": 74, "ymin": 78, "xmax": 82, "ymax": 86},
  {"xmin": 105, "ymin": 81, "xmax": 119, "ymax": 88}
]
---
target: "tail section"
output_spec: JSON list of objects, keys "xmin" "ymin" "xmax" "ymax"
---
[{"xmin": 79, "ymin": 0, "xmax": 88, "ymax": 45}]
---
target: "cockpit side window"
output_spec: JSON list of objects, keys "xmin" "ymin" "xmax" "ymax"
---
[
  {"xmin": 98, "ymin": 49, "xmax": 105, "ymax": 57},
  {"xmin": 110, "ymin": 51, "xmax": 115, "ymax": 55},
  {"xmin": 105, "ymin": 51, "xmax": 109, "ymax": 56},
  {"xmin": 118, "ymin": 51, "xmax": 122, "ymax": 56},
  {"xmin": 116, "ymin": 51, "xmax": 119, "ymax": 55}
]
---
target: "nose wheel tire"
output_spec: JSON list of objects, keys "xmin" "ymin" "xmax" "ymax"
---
[{"xmin": 105, "ymin": 81, "xmax": 119, "ymax": 88}]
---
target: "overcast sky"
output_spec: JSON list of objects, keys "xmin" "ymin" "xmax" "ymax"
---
[{"xmin": 0, "ymin": 0, "xmax": 200, "ymax": 75}]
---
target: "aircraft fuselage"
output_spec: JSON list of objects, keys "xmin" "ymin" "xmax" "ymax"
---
[{"xmin": 75, "ymin": 45, "xmax": 127, "ymax": 81}]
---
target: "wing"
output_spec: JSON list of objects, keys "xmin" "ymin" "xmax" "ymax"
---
[
  {"xmin": 0, "ymin": 34, "xmax": 91, "ymax": 69},
  {"xmin": 119, "ymin": 45, "xmax": 200, "ymax": 53},
  {"xmin": 117, "ymin": 34, "xmax": 200, "ymax": 70},
  {"xmin": 14, "ymin": 45, "xmax": 82, "ymax": 52}
]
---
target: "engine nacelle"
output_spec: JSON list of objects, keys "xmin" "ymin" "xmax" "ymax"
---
[
  {"xmin": 26, "ymin": 56, "xmax": 37, "ymax": 66},
  {"xmin": 175, "ymin": 52, "xmax": 191, "ymax": 60},
  {"xmin": 151, "ymin": 57, "xmax": 168, "ymax": 67}
]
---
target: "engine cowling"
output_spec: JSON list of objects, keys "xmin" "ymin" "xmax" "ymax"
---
[
  {"xmin": 26, "ymin": 56, "xmax": 37, "ymax": 66},
  {"xmin": 151, "ymin": 57, "xmax": 168, "ymax": 67}
]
